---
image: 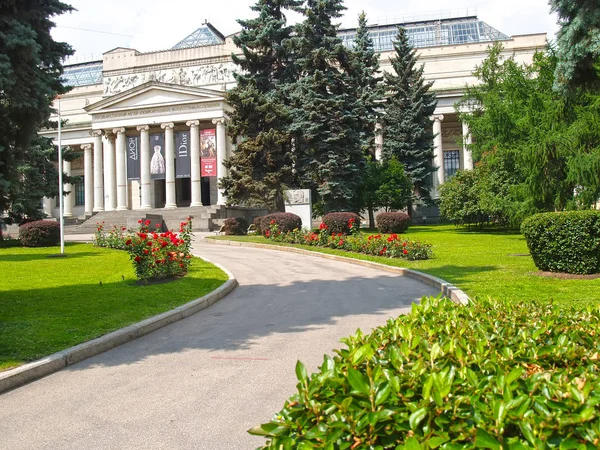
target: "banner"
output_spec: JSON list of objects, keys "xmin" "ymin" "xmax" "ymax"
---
[
  {"xmin": 126, "ymin": 136, "xmax": 140, "ymax": 181},
  {"xmin": 175, "ymin": 131, "xmax": 191, "ymax": 179},
  {"xmin": 150, "ymin": 133, "xmax": 166, "ymax": 180},
  {"xmin": 200, "ymin": 129, "xmax": 217, "ymax": 177}
]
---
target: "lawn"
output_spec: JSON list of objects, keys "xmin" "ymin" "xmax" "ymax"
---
[
  {"xmin": 0, "ymin": 243, "xmax": 228, "ymax": 371},
  {"xmin": 212, "ymin": 225, "xmax": 600, "ymax": 309}
]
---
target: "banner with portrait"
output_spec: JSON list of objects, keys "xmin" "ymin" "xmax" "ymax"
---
[
  {"xmin": 126, "ymin": 136, "xmax": 140, "ymax": 181},
  {"xmin": 150, "ymin": 133, "xmax": 166, "ymax": 180},
  {"xmin": 175, "ymin": 131, "xmax": 191, "ymax": 179},
  {"xmin": 200, "ymin": 129, "xmax": 217, "ymax": 177}
]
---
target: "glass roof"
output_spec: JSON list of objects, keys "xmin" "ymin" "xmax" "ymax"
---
[
  {"xmin": 62, "ymin": 61, "xmax": 103, "ymax": 87},
  {"xmin": 339, "ymin": 17, "xmax": 509, "ymax": 52},
  {"xmin": 171, "ymin": 24, "xmax": 225, "ymax": 50}
]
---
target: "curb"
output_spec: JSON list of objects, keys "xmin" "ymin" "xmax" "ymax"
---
[
  {"xmin": 0, "ymin": 256, "xmax": 237, "ymax": 395},
  {"xmin": 204, "ymin": 238, "xmax": 470, "ymax": 306}
]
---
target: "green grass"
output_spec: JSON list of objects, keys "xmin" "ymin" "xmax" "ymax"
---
[
  {"xmin": 0, "ymin": 243, "xmax": 228, "ymax": 371},
  {"xmin": 212, "ymin": 225, "xmax": 600, "ymax": 309}
]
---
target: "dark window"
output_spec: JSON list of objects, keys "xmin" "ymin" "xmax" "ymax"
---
[
  {"xmin": 444, "ymin": 150, "xmax": 460, "ymax": 180},
  {"xmin": 75, "ymin": 178, "xmax": 85, "ymax": 206}
]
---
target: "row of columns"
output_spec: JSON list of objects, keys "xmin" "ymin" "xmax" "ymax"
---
[{"xmin": 432, "ymin": 114, "xmax": 473, "ymax": 192}]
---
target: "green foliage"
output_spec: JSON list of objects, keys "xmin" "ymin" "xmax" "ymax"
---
[
  {"xmin": 222, "ymin": 217, "xmax": 249, "ymax": 236},
  {"xmin": 382, "ymin": 27, "xmax": 437, "ymax": 209},
  {"xmin": 253, "ymin": 216, "xmax": 264, "ymax": 235},
  {"xmin": 260, "ymin": 212, "xmax": 302, "ymax": 236},
  {"xmin": 521, "ymin": 210, "xmax": 600, "ymax": 275},
  {"xmin": 376, "ymin": 212, "xmax": 410, "ymax": 234},
  {"xmin": 551, "ymin": 0, "xmax": 600, "ymax": 92},
  {"xmin": 322, "ymin": 212, "xmax": 361, "ymax": 235},
  {"xmin": 18, "ymin": 220, "xmax": 59, "ymax": 247},
  {"xmin": 0, "ymin": 1, "xmax": 73, "ymax": 222},
  {"xmin": 250, "ymin": 296, "xmax": 600, "ymax": 448}
]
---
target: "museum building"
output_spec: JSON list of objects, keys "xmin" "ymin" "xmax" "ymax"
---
[{"xmin": 41, "ymin": 12, "xmax": 547, "ymax": 223}]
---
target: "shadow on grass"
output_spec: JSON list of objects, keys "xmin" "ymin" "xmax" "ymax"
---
[
  {"xmin": 0, "ymin": 252, "xmax": 101, "ymax": 262},
  {"xmin": 419, "ymin": 265, "xmax": 497, "ymax": 284},
  {"xmin": 408, "ymin": 225, "xmax": 522, "ymax": 236}
]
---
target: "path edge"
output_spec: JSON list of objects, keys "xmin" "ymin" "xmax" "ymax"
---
[
  {"xmin": 205, "ymin": 238, "xmax": 470, "ymax": 306},
  {"xmin": 0, "ymin": 257, "xmax": 237, "ymax": 395}
]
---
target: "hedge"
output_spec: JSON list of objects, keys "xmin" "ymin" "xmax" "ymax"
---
[
  {"xmin": 376, "ymin": 211, "xmax": 411, "ymax": 234},
  {"xmin": 250, "ymin": 296, "xmax": 600, "ymax": 449},
  {"xmin": 19, "ymin": 220, "xmax": 60, "ymax": 247},
  {"xmin": 323, "ymin": 212, "xmax": 361, "ymax": 235},
  {"xmin": 521, "ymin": 210, "xmax": 600, "ymax": 274},
  {"xmin": 221, "ymin": 217, "xmax": 248, "ymax": 236},
  {"xmin": 253, "ymin": 216, "xmax": 264, "ymax": 235},
  {"xmin": 260, "ymin": 213, "xmax": 302, "ymax": 236}
]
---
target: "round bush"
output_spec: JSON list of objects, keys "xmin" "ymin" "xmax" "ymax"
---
[
  {"xmin": 19, "ymin": 220, "xmax": 60, "ymax": 247},
  {"xmin": 221, "ymin": 217, "xmax": 248, "ymax": 236},
  {"xmin": 260, "ymin": 213, "xmax": 302, "ymax": 236},
  {"xmin": 376, "ymin": 211, "xmax": 411, "ymax": 233},
  {"xmin": 250, "ymin": 297, "xmax": 600, "ymax": 448},
  {"xmin": 253, "ymin": 216, "xmax": 264, "ymax": 235},
  {"xmin": 322, "ymin": 212, "xmax": 361, "ymax": 235},
  {"xmin": 521, "ymin": 210, "xmax": 600, "ymax": 274}
]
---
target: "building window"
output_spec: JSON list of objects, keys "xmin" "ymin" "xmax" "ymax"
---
[
  {"xmin": 444, "ymin": 150, "xmax": 460, "ymax": 180},
  {"xmin": 74, "ymin": 178, "xmax": 85, "ymax": 206}
]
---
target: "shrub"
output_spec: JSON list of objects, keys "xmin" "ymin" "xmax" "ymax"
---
[
  {"xmin": 521, "ymin": 210, "xmax": 600, "ymax": 274},
  {"xmin": 250, "ymin": 296, "xmax": 600, "ymax": 449},
  {"xmin": 260, "ymin": 213, "xmax": 302, "ymax": 236},
  {"xmin": 93, "ymin": 222, "xmax": 130, "ymax": 249},
  {"xmin": 322, "ymin": 212, "xmax": 361, "ymax": 235},
  {"xmin": 222, "ymin": 217, "xmax": 248, "ymax": 236},
  {"xmin": 19, "ymin": 220, "xmax": 60, "ymax": 247},
  {"xmin": 376, "ymin": 211, "xmax": 411, "ymax": 233},
  {"xmin": 253, "ymin": 216, "xmax": 264, "ymax": 235}
]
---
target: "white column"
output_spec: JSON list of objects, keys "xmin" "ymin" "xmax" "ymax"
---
[
  {"xmin": 187, "ymin": 120, "xmax": 202, "ymax": 207},
  {"xmin": 137, "ymin": 125, "xmax": 152, "ymax": 210},
  {"xmin": 432, "ymin": 115, "xmax": 445, "ymax": 193},
  {"xmin": 161, "ymin": 122, "xmax": 177, "ymax": 209},
  {"xmin": 43, "ymin": 197, "xmax": 53, "ymax": 218},
  {"xmin": 91, "ymin": 130, "xmax": 104, "ymax": 212},
  {"xmin": 63, "ymin": 160, "xmax": 73, "ymax": 217},
  {"xmin": 103, "ymin": 132, "xmax": 116, "ymax": 211},
  {"xmin": 113, "ymin": 127, "xmax": 128, "ymax": 211},
  {"xmin": 462, "ymin": 121, "xmax": 473, "ymax": 171},
  {"xmin": 213, "ymin": 118, "xmax": 227, "ymax": 206},
  {"xmin": 82, "ymin": 144, "xmax": 93, "ymax": 216},
  {"xmin": 375, "ymin": 123, "xmax": 383, "ymax": 161}
]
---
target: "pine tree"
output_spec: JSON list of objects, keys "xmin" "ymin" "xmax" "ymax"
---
[
  {"xmin": 289, "ymin": 0, "xmax": 365, "ymax": 214},
  {"xmin": 0, "ymin": 0, "xmax": 73, "ymax": 223},
  {"xmin": 382, "ymin": 27, "xmax": 437, "ymax": 214},
  {"xmin": 221, "ymin": 0, "xmax": 301, "ymax": 211},
  {"xmin": 550, "ymin": 0, "xmax": 600, "ymax": 92}
]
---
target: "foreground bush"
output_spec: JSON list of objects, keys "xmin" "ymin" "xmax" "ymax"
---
[
  {"xmin": 521, "ymin": 210, "xmax": 600, "ymax": 274},
  {"xmin": 19, "ymin": 220, "xmax": 60, "ymax": 247},
  {"xmin": 323, "ymin": 212, "xmax": 361, "ymax": 235},
  {"xmin": 222, "ymin": 217, "xmax": 248, "ymax": 235},
  {"xmin": 376, "ymin": 211, "xmax": 411, "ymax": 233},
  {"xmin": 250, "ymin": 297, "xmax": 600, "ymax": 449},
  {"xmin": 253, "ymin": 216, "xmax": 264, "ymax": 235},
  {"xmin": 260, "ymin": 213, "xmax": 302, "ymax": 236}
]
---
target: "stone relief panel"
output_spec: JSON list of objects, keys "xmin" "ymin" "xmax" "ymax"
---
[{"xmin": 103, "ymin": 62, "xmax": 237, "ymax": 96}]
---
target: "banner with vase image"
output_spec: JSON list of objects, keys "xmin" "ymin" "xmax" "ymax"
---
[{"xmin": 200, "ymin": 129, "xmax": 217, "ymax": 177}]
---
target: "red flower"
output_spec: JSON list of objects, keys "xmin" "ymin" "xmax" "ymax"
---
[
  {"xmin": 146, "ymin": 241, "xmax": 152, "ymax": 247},
  {"xmin": 138, "ymin": 219, "xmax": 143, "ymax": 224},
  {"xmin": 180, "ymin": 263, "xmax": 184, "ymax": 268},
  {"xmin": 403, "ymin": 249, "xmax": 408, "ymax": 255},
  {"xmin": 134, "ymin": 256, "xmax": 141, "ymax": 263},
  {"xmin": 145, "ymin": 220, "xmax": 151, "ymax": 226},
  {"xmin": 138, "ymin": 232, "xmax": 147, "ymax": 240},
  {"xmin": 265, "ymin": 230, "xmax": 271, "ymax": 237},
  {"xmin": 161, "ymin": 241, "xmax": 168, "ymax": 248},
  {"xmin": 319, "ymin": 223, "xmax": 328, "ymax": 230},
  {"xmin": 125, "ymin": 239, "xmax": 132, "ymax": 245},
  {"xmin": 338, "ymin": 240, "xmax": 344, "ymax": 246},
  {"xmin": 143, "ymin": 249, "xmax": 149, "ymax": 255},
  {"xmin": 121, "ymin": 227, "xmax": 127, "ymax": 231},
  {"xmin": 403, "ymin": 241, "xmax": 407, "ymax": 247},
  {"xmin": 270, "ymin": 219, "xmax": 277, "ymax": 225}
]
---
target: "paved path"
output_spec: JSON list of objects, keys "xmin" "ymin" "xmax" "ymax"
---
[{"xmin": 0, "ymin": 239, "xmax": 439, "ymax": 449}]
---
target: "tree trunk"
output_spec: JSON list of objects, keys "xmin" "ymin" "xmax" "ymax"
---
[{"xmin": 368, "ymin": 205, "xmax": 375, "ymax": 229}]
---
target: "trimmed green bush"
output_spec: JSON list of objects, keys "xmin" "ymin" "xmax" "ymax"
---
[
  {"xmin": 521, "ymin": 210, "xmax": 600, "ymax": 274},
  {"xmin": 19, "ymin": 220, "xmax": 60, "ymax": 247},
  {"xmin": 222, "ymin": 217, "xmax": 248, "ymax": 236},
  {"xmin": 376, "ymin": 211, "xmax": 411, "ymax": 233},
  {"xmin": 260, "ymin": 213, "xmax": 302, "ymax": 236},
  {"xmin": 323, "ymin": 212, "xmax": 361, "ymax": 235},
  {"xmin": 250, "ymin": 297, "xmax": 600, "ymax": 449}
]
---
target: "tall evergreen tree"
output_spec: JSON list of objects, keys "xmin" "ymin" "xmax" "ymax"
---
[
  {"xmin": 221, "ymin": 0, "xmax": 301, "ymax": 211},
  {"xmin": 0, "ymin": 0, "xmax": 73, "ymax": 223},
  {"xmin": 550, "ymin": 0, "xmax": 600, "ymax": 92},
  {"xmin": 288, "ymin": 0, "xmax": 365, "ymax": 213},
  {"xmin": 382, "ymin": 27, "xmax": 437, "ymax": 215}
]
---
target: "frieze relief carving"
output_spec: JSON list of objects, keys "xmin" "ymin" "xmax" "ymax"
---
[
  {"xmin": 103, "ymin": 62, "xmax": 237, "ymax": 95},
  {"xmin": 442, "ymin": 127, "xmax": 462, "ymax": 139},
  {"xmin": 94, "ymin": 102, "xmax": 221, "ymax": 121}
]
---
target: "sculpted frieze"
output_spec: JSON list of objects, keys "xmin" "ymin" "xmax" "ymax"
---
[{"xmin": 94, "ymin": 102, "xmax": 221, "ymax": 121}]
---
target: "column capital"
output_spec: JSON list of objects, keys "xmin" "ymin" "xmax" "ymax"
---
[
  {"xmin": 161, "ymin": 122, "xmax": 175, "ymax": 130},
  {"xmin": 212, "ymin": 117, "xmax": 226, "ymax": 126},
  {"xmin": 136, "ymin": 125, "xmax": 150, "ymax": 132},
  {"xmin": 81, "ymin": 143, "xmax": 92, "ymax": 151},
  {"xmin": 431, "ymin": 114, "xmax": 444, "ymax": 122},
  {"xmin": 186, "ymin": 120, "xmax": 200, "ymax": 127},
  {"xmin": 91, "ymin": 129, "xmax": 103, "ymax": 137},
  {"xmin": 112, "ymin": 127, "xmax": 126, "ymax": 135}
]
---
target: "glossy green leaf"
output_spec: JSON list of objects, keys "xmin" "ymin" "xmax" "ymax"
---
[
  {"xmin": 348, "ymin": 367, "xmax": 370, "ymax": 396},
  {"xmin": 474, "ymin": 429, "xmax": 501, "ymax": 450}
]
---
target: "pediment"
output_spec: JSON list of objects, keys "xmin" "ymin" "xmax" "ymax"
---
[{"xmin": 85, "ymin": 81, "xmax": 225, "ymax": 113}]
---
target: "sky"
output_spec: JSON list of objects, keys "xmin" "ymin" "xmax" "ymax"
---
[{"xmin": 51, "ymin": 0, "xmax": 559, "ymax": 62}]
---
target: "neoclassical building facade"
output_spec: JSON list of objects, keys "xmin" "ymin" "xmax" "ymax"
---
[{"xmin": 41, "ymin": 14, "xmax": 547, "ymax": 220}]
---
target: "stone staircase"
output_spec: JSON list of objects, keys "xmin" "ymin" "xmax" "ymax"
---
[{"xmin": 65, "ymin": 206, "xmax": 228, "ymax": 234}]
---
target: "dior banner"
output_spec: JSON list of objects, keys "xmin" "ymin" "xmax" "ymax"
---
[
  {"xmin": 126, "ymin": 136, "xmax": 140, "ymax": 181},
  {"xmin": 150, "ymin": 133, "xmax": 166, "ymax": 180},
  {"xmin": 200, "ymin": 129, "xmax": 217, "ymax": 177},
  {"xmin": 175, "ymin": 131, "xmax": 191, "ymax": 179}
]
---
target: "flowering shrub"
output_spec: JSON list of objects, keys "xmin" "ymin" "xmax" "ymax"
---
[
  {"xmin": 19, "ymin": 220, "xmax": 60, "ymax": 247},
  {"xmin": 376, "ymin": 211, "xmax": 411, "ymax": 233},
  {"xmin": 222, "ymin": 217, "xmax": 248, "ymax": 235},
  {"xmin": 93, "ymin": 222, "xmax": 130, "ymax": 249},
  {"xmin": 260, "ymin": 213, "xmax": 302, "ymax": 236},
  {"xmin": 322, "ymin": 212, "xmax": 361, "ymax": 235}
]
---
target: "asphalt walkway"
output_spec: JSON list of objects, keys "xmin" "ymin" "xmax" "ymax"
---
[{"xmin": 0, "ymin": 238, "xmax": 439, "ymax": 449}]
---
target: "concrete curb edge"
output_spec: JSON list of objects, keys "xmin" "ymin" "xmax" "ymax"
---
[
  {"xmin": 0, "ymin": 257, "xmax": 237, "ymax": 395},
  {"xmin": 204, "ymin": 238, "xmax": 470, "ymax": 306}
]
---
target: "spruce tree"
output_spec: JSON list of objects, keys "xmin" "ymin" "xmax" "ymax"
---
[
  {"xmin": 289, "ymin": 0, "xmax": 365, "ymax": 214},
  {"xmin": 221, "ymin": 0, "xmax": 301, "ymax": 211},
  {"xmin": 382, "ymin": 27, "xmax": 437, "ymax": 214},
  {"xmin": 0, "ymin": 0, "xmax": 73, "ymax": 222}
]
